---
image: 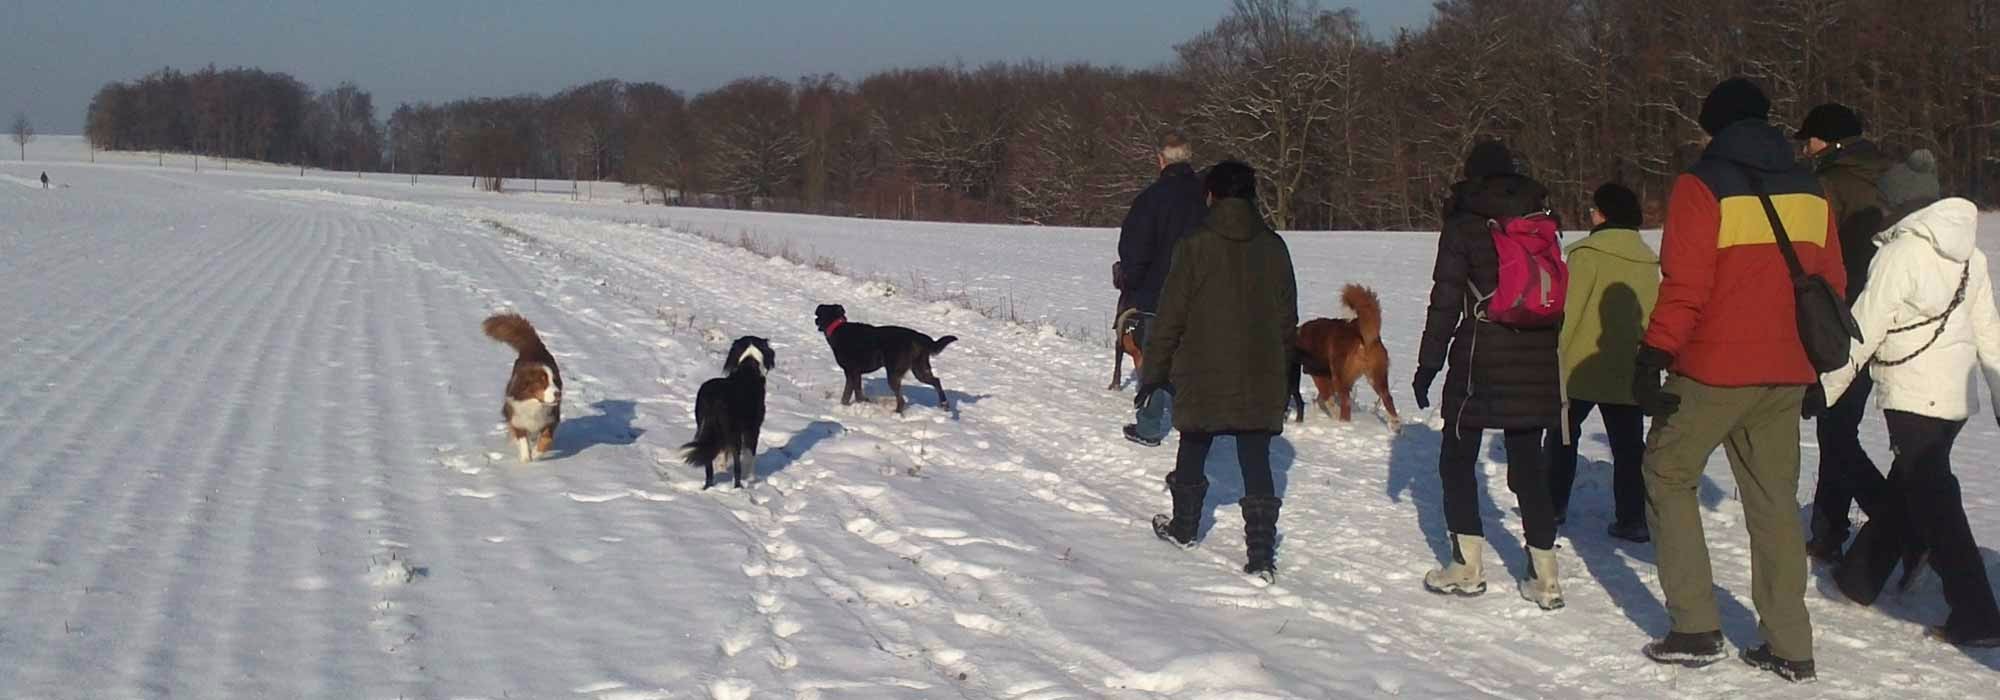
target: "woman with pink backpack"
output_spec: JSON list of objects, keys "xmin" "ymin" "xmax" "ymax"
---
[{"xmin": 1413, "ymin": 139, "xmax": 1568, "ymax": 610}]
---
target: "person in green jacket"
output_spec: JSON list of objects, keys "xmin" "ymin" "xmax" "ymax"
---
[
  {"xmin": 1795, "ymin": 102, "xmax": 1893, "ymax": 562},
  {"xmin": 1139, "ymin": 160, "xmax": 1300, "ymax": 582},
  {"xmin": 1545, "ymin": 183, "xmax": 1660, "ymax": 543}
]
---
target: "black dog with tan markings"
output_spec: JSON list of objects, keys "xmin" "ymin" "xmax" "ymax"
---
[{"xmin": 814, "ymin": 304, "xmax": 956, "ymax": 414}]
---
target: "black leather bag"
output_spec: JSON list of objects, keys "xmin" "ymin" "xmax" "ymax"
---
[{"xmin": 1741, "ymin": 167, "xmax": 1863, "ymax": 373}]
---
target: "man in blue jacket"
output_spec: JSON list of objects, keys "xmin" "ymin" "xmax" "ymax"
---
[{"xmin": 1120, "ymin": 132, "xmax": 1208, "ymax": 447}]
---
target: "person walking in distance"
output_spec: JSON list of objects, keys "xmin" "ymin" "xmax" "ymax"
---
[
  {"xmin": 1142, "ymin": 161, "xmax": 1298, "ymax": 583},
  {"xmin": 1633, "ymin": 78, "xmax": 1843, "ymax": 682},
  {"xmin": 1546, "ymin": 183, "xmax": 1658, "ymax": 543},
  {"xmin": 1118, "ymin": 132, "xmax": 1209, "ymax": 447},
  {"xmin": 1413, "ymin": 139, "xmax": 1567, "ymax": 611},
  {"xmin": 1795, "ymin": 103, "xmax": 1893, "ymax": 564}
]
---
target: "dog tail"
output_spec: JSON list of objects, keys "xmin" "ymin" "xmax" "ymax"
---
[
  {"xmin": 484, "ymin": 313, "xmax": 555, "ymax": 364},
  {"xmin": 681, "ymin": 417, "xmax": 727, "ymax": 470},
  {"xmin": 1342, "ymin": 285, "xmax": 1383, "ymax": 347},
  {"xmin": 928, "ymin": 335, "xmax": 958, "ymax": 356}
]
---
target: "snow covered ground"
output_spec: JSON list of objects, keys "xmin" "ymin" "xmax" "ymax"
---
[{"xmin": 2, "ymin": 137, "xmax": 1996, "ymax": 698}]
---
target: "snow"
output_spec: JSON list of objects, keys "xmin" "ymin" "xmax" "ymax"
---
[{"xmin": 2, "ymin": 136, "xmax": 1997, "ymax": 698}]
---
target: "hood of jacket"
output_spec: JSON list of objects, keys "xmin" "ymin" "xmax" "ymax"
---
[
  {"xmin": 1449, "ymin": 173, "xmax": 1549, "ymax": 221},
  {"xmin": 1877, "ymin": 197, "xmax": 1979, "ymax": 263},
  {"xmin": 1566, "ymin": 226, "xmax": 1659, "ymax": 265},
  {"xmin": 1204, "ymin": 198, "xmax": 1272, "ymax": 242},
  {"xmin": 1703, "ymin": 120, "xmax": 1798, "ymax": 173}
]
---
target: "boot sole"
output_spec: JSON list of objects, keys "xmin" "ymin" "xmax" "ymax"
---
[
  {"xmin": 1740, "ymin": 650, "xmax": 1816, "ymax": 683},
  {"xmin": 1928, "ymin": 626, "xmax": 2000, "ymax": 648},
  {"xmin": 1151, "ymin": 515, "xmax": 1197, "ymax": 550},
  {"xmin": 1423, "ymin": 582, "xmax": 1487, "ymax": 597},
  {"xmin": 1523, "ymin": 596, "xmax": 1566, "ymax": 611},
  {"xmin": 1643, "ymin": 650, "xmax": 1726, "ymax": 668},
  {"xmin": 1123, "ymin": 429, "xmax": 1163, "ymax": 447}
]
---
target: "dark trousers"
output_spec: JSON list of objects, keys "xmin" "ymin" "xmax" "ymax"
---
[
  {"xmin": 1441, "ymin": 425, "xmax": 1555, "ymax": 550},
  {"xmin": 1844, "ymin": 411, "xmax": 2000, "ymax": 634},
  {"xmin": 1546, "ymin": 400, "xmax": 1647, "ymax": 526},
  {"xmin": 1812, "ymin": 373, "xmax": 1885, "ymax": 538},
  {"xmin": 1171, "ymin": 431, "xmax": 1274, "ymax": 499}
]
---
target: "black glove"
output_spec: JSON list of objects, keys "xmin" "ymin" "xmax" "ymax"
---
[
  {"xmin": 1135, "ymin": 382, "xmax": 1166, "ymax": 410},
  {"xmin": 1413, "ymin": 367, "xmax": 1440, "ymax": 410},
  {"xmin": 1803, "ymin": 383, "xmax": 1828, "ymax": 420},
  {"xmin": 1632, "ymin": 345, "xmax": 1681, "ymax": 417}
]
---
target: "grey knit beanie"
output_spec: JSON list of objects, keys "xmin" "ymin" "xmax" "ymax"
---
[{"xmin": 1879, "ymin": 149, "xmax": 1941, "ymax": 213}]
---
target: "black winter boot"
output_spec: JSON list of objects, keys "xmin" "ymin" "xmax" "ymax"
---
[
  {"xmin": 1241, "ymin": 495, "xmax": 1282, "ymax": 582},
  {"xmin": 1642, "ymin": 630, "xmax": 1726, "ymax": 667},
  {"xmin": 1739, "ymin": 644, "xmax": 1816, "ymax": 683},
  {"xmin": 1833, "ymin": 521, "xmax": 1900, "ymax": 606},
  {"xmin": 1151, "ymin": 474, "xmax": 1207, "ymax": 548},
  {"xmin": 1806, "ymin": 512, "xmax": 1848, "ymax": 565},
  {"xmin": 1897, "ymin": 545, "xmax": 1930, "ymax": 592}
]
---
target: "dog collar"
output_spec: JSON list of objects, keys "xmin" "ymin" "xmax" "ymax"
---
[{"xmin": 824, "ymin": 319, "xmax": 846, "ymax": 337}]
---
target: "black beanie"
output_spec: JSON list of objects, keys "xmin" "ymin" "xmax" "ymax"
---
[
  {"xmin": 1699, "ymin": 78, "xmax": 1771, "ymax": 136},
  {"xmin": 1204, "ymin": 160, "xmax": 1258, "ymax": 201},
  {"xmin": 1592, "ymin": 183, "xmax": 1643, "ymax": 228},
  {"xmin": 1463, "ymin": 140, "xmax": 1514, "ymax": 180},
  {"xmin": 1793, "ymin": 103, "xmax": 1864, "ymax": 142}
]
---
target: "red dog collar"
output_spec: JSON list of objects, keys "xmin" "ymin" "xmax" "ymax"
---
[{"xmin": 824, "ymin": 318, "xmax": 846, "ymax": 337}]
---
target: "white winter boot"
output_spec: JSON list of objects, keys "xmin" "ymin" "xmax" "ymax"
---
[
  {"xmin": 1519, "ymin": 545, "xmax": 1565, "ymax": 610},
  {"xmin": 1424, "ymin": 534, "xmax": 1487, "ymax": 596}
]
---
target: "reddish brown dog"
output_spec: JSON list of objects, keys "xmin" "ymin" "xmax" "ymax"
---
[
  {"xmin": 1108, "ymin": 261, "xmax": 1145, "ymax": 390},
  {"xmin": 1293, "ymin": 284, "xmax": 1400, "ymax": 426}
]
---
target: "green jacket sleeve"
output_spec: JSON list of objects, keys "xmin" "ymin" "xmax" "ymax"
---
[{"xmin": 1142, "ymin": 236, "xmax": 1200, "ymax": 386}]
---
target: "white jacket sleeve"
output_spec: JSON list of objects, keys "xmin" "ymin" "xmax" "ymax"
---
[
  {"xmin": 1969, "ymin": 255, "xmax": 2000, "ymax": 418},
  {"xmin": 1822, "ymin": 244, "xmax": 1908, "ymax": 403}
]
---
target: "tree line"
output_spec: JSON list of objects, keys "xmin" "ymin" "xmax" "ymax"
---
[
  {"xmin": 81, "ymin": 0, "xmax": 2000, "ymax": 230},
  {"xmin": 85, "ymin": 66, "xmax": 383, "ymax": 172}
]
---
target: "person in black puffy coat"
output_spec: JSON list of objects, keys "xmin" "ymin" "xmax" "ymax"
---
[{"xmin": 1413, "ymin": 139, "xmax": 1565, "ymax": 610}]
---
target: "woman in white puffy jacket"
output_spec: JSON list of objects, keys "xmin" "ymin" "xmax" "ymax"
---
[{"xmin": 1820, "ymin": 197, "xmax": 2000, "ymax": 648}]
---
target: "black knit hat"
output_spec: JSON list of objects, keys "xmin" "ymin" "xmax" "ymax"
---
[
  {"xmin": 1699, "ymin": 78, "xmax": 1771, "ymax": 136},
  {"xmin": 1592, "ymin": 183, "xmax": 1643, "ymax": 228},
  {"xmin": 1463, "ymin": 139, "xmax": 1514, "ymax": 179},
  {"xmin": 1793, "ymin": 103, "xmax": 1864, "ymax": 142},
  {"xmin": 1204, "ymin": 160, "xmax": 1258, "ymax": 201}
]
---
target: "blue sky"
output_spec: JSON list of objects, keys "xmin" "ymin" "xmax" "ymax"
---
[{"xmin": 0, "ymin": 1, "xmax": 1432, "ymax": 133}]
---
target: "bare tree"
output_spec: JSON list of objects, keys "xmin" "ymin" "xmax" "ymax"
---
[
  {"xmin": 693, "ymin": 78, "xmax": 804, "ymax": 208},
  {"xmin": 10, "ymin": 113, "xmax": 32, "ymax": 160},
  {"xmin": 1178, "ymin": 0, "xmax": 1355, "ymax": 229}
]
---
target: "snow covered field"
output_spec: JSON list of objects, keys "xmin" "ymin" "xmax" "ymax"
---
[{"xmin": 2, "ymin": 136, "xmax": 1997, "ymax": 698}]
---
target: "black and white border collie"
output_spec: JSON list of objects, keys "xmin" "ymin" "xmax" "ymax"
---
[{"xmin": 683, "ymin": 336, "xmax": 775, "ymax": 489}]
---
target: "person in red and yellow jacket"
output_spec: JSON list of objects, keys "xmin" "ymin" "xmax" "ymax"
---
[{"xmin": 1632, "ymin": 78, "xmax": 1843, "ymax": 684}]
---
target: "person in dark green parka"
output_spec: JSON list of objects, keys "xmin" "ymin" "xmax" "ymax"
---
[{"xmin": 1139, "ymin": 160, "xmax": 1299, "ymax": 582}]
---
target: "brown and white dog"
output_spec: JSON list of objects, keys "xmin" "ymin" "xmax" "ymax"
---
[
  {"xmin": 1293, "ymin": 284, "xmax": 1400, "ymax": 427},
  {"xmin": 1108, "ymin": 261, "xmax": 1144, "ymax": 390},
  {"xmin": 483, "ymin": 313, "xmax": 563, "ymax": 462}
]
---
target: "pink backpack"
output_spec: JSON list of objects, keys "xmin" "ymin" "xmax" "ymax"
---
[{"xmin": 1476, "ymin": 213, "xmax": 1566, "ymax": 328}]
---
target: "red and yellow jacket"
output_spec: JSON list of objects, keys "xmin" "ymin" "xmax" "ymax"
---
[{"xmin": 1643, "ymin": 121, "xmax": 1846, "ymax": 387}]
